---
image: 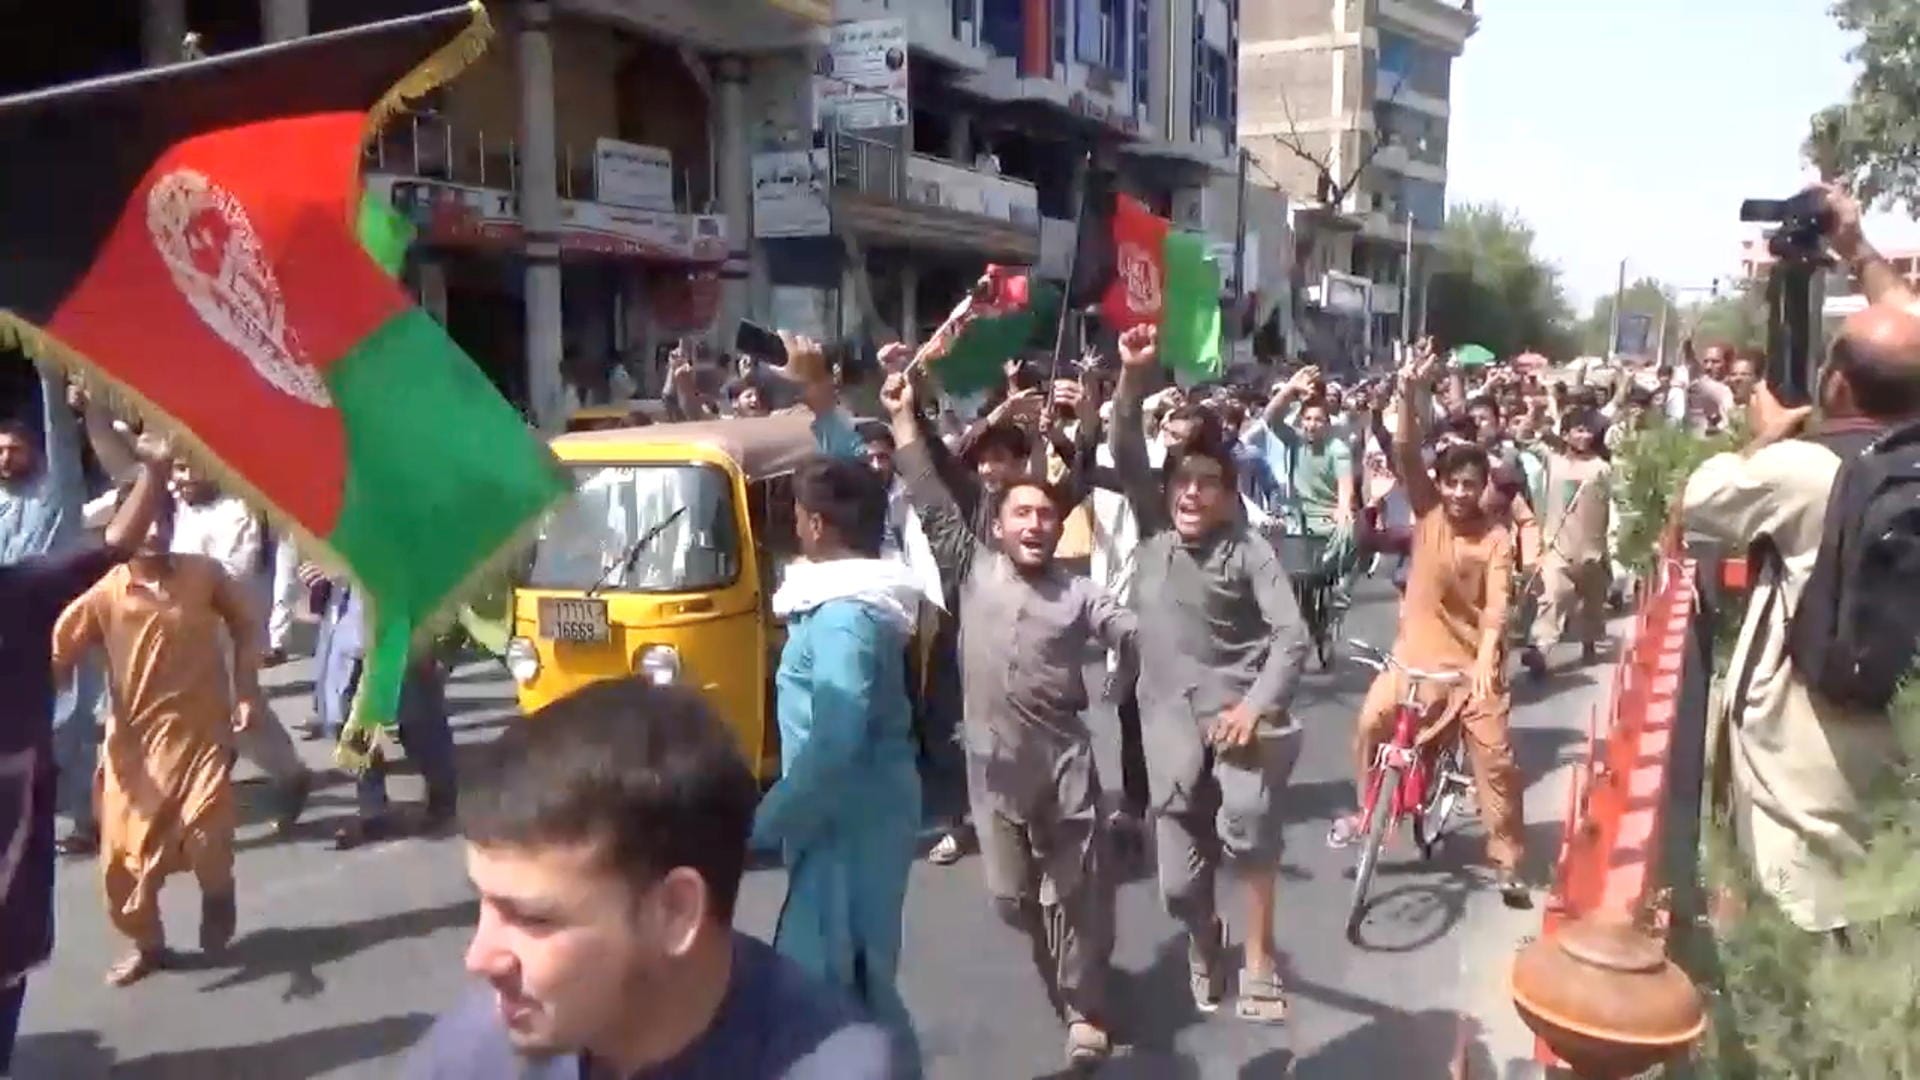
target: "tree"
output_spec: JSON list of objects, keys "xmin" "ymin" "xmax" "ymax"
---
[
  {"xmin": 1576, "ymin": 277, "xmax": 1679, "ymax": 359},
  {"xmin": 1423, "ymin": 202, "xmax": 1576, "ymax": 361},
  {"xmin": 1806, "ymin": 0, "xmax": 1920, "ymax": 209},
  {"xmin": 1684, "ymin": 283, "xmax": 1767, "ymax": 354}
]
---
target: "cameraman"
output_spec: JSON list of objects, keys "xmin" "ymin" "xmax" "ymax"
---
[{"xmin": 1678, "ymin": 294, "xmax": 1920, "ymax": 937}]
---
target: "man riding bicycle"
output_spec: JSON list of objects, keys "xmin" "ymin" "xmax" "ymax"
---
[
  {"xmin": 1241, "ymin": 368, "xmax": 1358, "ymax": 604},
  {"xmin": 1327, "ymin": 340, "xmax": 1528, "ymax": 906}
]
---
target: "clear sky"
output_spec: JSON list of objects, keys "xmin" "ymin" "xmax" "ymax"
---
[{"xmin": 1447, "ymin": 0, "xmax": 1920, "ymax": 313}]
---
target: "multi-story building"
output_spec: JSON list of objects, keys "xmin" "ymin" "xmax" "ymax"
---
[
  {"xmin": 19, "ymin": 0, "xmax": 1266, "ymax": 424},
  {"xmin": 1239, "ymin": 0, "xmax": 1476, "ymax": 366}
]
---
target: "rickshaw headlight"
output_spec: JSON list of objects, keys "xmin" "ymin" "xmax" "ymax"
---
[
  {"xmin": 637, "ymin": 644, "xmax": 680, "ymax": 686},
  {"xmin": 505, "ymin": 637, "xmax": 541, "ymax": 685}
]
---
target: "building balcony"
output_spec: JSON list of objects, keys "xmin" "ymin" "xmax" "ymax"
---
[
  {"xmin": 1375, "ymin": 70, "xmax": 1451, "ymax": 119},
  {"xmin": 820, "ymin": 127, "xmax": 1041, "ymax": 261},
  {"xmin": 364, "ymin": 115, "xmax": 729, "ymax": 266},
  {"xmin": 561, "ymin": 0, "xmax": 829, "ymax": 52},
  {"xmin": 1375, "ymin": 0, "xmax": 1479, "ymax": 54},
  {"xmin": 1371, "ymin": 141, "xmax": 1448, "ymax": 184}
]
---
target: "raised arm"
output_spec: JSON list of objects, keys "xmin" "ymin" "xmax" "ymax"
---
[
  {"xmin": 102, "ymin": 435, "xmax": 174, "ymax": 554},
  {"xmin": 882, "ymin": 371, "xmax": 979, "ymax": 582},
  {"xmin": 37, "ymin": 368, "xmax": 83, "ymax": 501},
  {"xmin": 1395, "ymin": 339, "xmax": 1443, "ymax": 517},
  {"xmin": 1261, "ymin": 367, "xmax": 1314, "ymax": 433},
  {"xmin": 1109, "ymin": 325, "xmax": 1170, "ymax": 536}
]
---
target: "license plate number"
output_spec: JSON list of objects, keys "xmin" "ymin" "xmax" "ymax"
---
[{"xmin": 538, "ymin": 597, "xmax": 610, "ymax": 643}]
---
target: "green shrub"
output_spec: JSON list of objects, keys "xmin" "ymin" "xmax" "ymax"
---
[
  {"xmin": 1612, "ymin": 423, "xmax": 1738, "ymax": 580},
  {"xmin": 1686, "ymin": 681, "xmax": 1920, "ymax": 1078}
]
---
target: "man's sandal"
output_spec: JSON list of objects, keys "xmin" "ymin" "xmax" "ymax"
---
[
  {"xmin": 105, "ymin": 948, "xmax": 167, "ymax": 987},
  {"xmin": 1236, "ymin": 968, "xmax": 1290, "ymax": 1024}
]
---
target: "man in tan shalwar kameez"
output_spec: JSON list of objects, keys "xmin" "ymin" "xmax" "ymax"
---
[{"xmin": 51, "ymin": 491, "xmax": 264, "ymax": 986}]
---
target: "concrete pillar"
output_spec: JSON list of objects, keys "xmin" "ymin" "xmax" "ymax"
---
[
  {"xmin": 899, "ymin": 260, "xmax": 919, "ymax": 344},
  {"xmin": 840, "ymin": 256, "xmax": 863, "ymax": 338},
  {"xmin": 517, "ymin": 3, "xmax": 567, "ymax": 430},
  {"xmin": 713, "ymin": 56, "xmax": 753, "ymax": 345},
  {"xmin": 142, "ymin": 0, "xmax": 188, "ymax": 66},
  {"xmin": 947, "ymin": 112, "xmax": 972, "ymax": 164},
  {"xmin": 261, "ymin": 0, "xmax": 309, "ymax": 42},
  {"xmin": 417, "ymin": 259, "xmax": 450, "ymax": 325}
]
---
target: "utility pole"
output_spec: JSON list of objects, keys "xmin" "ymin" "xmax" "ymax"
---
[
  {"xmin": 1231, "ymin": 147, "xmax": 1250, "ymax": 302},
  {"xmin": 1400, "ymin": 214, "xmax": 1414, "ymax": 349},
  {"xmin": 1654, "ymin": 296, "xmax": 1670, "ymax": 366},
  {"xmin": 1608, "ymin": 257, "xmax": 1627, "ymax": 360}
]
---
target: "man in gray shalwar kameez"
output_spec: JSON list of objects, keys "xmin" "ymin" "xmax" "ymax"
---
[
  {"xmin": 883, "ymin": 371, "xmax": 1135, "ymax": 1068},
  {"xmin": 1109, "ymin": 325, "xmax": 1311, "ymax": 1025}
]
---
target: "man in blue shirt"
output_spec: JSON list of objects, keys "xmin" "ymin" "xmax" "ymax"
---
[{"xmin": 407, "ymin": 680, "xmax": 895, "ymax": 1080}]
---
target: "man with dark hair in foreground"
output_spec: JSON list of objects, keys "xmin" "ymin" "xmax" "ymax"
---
[{"xmin": 406, "ymin": 680, "xmax": 894, "ymax": 1079}]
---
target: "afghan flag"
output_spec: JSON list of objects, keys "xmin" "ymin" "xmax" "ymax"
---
[
  {"xmin": 1070, "ymin": 172, "xmax": 1224, "ymax": 379},
  {"xmin": 0, "ymin": 4, "xmax": 569, "ymax": 766},
  {"xmin": 918, "ymin": 264, "xmax": 1061, "ymax": 396}
]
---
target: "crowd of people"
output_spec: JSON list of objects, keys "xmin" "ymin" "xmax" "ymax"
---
[{"xmin": 6, "ymin": 185, "xmax": 1915, "ymax": 1077}]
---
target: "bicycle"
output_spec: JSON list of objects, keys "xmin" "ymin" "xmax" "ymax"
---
[
  {"xmin": 1275, "ymin": 530, "xmax": 1343, "ymax": 671},
  {"xmin": 1340, "ymin": 639, "xmax": 1475, "ymax": 941}
]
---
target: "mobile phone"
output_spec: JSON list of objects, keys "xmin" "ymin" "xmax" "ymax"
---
[{"xmin": 734, "ymin": 320, "xmax": 788, "ymax": 364}]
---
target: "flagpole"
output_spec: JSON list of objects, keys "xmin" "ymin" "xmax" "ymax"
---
[{"xmin": 1048, "ymin": 153, "xmax": 1094, "ymax": 386}]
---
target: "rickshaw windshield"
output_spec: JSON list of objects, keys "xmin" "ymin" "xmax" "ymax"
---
[{"xmin": 528, "ymin": 464, "xmax": 740, "ymax": 592}]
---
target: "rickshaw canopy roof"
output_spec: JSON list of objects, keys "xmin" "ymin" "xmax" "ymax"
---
[{"xmin": 550, "ymin": 410, "xmax": 828, "ymax": 482}]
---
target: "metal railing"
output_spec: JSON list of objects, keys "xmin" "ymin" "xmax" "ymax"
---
[
  {"xmin": 365, "ymin": 112, "xmax": 696, "ymax": 209},
  {"xmin": 827, "ymin": 125, "xmax": 905, "ymax": 202}
]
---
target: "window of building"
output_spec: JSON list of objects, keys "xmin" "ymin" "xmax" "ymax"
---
[
  {"xmin": 981, "ymin": 0, "xmax": 1022, "ymax": 59},
  {"xmin": 1076, "ymin": 0, "xmax": 1127, "ymax": 71},
  {"xmin": 1377, "ymin": 30, "xmax": 1451, "ymax": 100},
  {"xmin": 1132, "ymin": 0, "xmax": 1151, "ymax": 114}
]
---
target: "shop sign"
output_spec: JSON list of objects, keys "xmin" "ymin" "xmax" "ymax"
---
[
  {"xmin": 368, "ymin": 175, "xmax": 725, "ymax": 263},
  {"xmin": 1319, "ymin": 271, "xmax": 1371, "ymax": 315},
  {"xmin": 751, "ymin": 149, "xmax": 832, "ymax": 239},
  {"xmin": 593, "ymin": 138, "xmax": 674, "ymax": 212},
  {"xmin": 815, "ymin": 19, "xmax": 909, "ymax": 131}
]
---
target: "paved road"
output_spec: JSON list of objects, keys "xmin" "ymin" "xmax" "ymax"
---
[{"xmin": 14, "ymin": 579, "xmax": 1603, "ymax": 1079}]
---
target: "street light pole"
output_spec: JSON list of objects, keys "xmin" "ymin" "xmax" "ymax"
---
[
  {"xmin": 1608, "ymin": 257, "xmax": 1627, "ymax": 360},
  {"xmin": 1401, "ymin": 213, "xmax": 1414, "ymax": 349}
]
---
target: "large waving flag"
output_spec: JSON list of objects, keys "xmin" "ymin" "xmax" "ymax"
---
[
  {"xmin": 0, "ymin": 4, "xmax": 569, "ymax": 765},
  {"xmin": 1069, "ymin": 170, "xmax": 1224, "ymax": 380}
]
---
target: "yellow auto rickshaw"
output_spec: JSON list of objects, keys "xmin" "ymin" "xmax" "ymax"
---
[{"xmin": 504, "ymin": 411, "xmax": 830, "ymax": 780}]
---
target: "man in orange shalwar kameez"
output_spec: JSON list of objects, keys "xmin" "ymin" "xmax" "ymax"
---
[{"xmin": 51, "ymin": 486, "xmax": 265, "ymax": 986}]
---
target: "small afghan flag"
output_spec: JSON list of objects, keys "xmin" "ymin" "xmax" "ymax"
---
[
  {"xmin": 0, "ymin": 5, "xmax": 569, "ymax": 766},
  {"xmin": 920, "ymin": 265, "xmax": 1060, "ymax": 396},
  {"xmin": 1070, "ymin": 173, "xmax": 1224, "ymax": 379}
]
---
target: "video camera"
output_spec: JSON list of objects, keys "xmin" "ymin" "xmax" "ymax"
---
[{"xmin": 1738, "ymin": 189, "xmax": 1833, "ymax": 408}]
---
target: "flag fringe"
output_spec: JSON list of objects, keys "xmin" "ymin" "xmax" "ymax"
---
[
  {"xmin": 334, "ymin": 500, "xmax": 553, "ymax": 770},
  {"xmin": 363, "ymin": 1, "xmax": 495, "ymax": 153}
]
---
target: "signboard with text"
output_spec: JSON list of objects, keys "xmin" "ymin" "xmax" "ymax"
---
[
  {"xmin": 814, "ymin": 19, "xmax": 909, "ymax": 131},
  {"xmin": 368, "ymin": 175, "xmax": 725, "ymax": 263},
  {"xmin": 751, "ymin": 150, "xmax": 832, "ymax": 238},
  {"xmin": 593, "ymin": 138, "xmax": 674, "ymax": 212}
]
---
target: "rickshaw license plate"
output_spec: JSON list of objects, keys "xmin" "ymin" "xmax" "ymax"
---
[{"xmin": 538, "ymin": 597, "xmax": 610, "ymax": 643}]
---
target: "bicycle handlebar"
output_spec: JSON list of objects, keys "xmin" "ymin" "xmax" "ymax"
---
[{"xmin": 1345, "ymin": 639, "xmax": 1465, "ymax": 686}]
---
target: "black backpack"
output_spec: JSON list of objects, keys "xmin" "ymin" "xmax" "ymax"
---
[{"xmin": 1785, "ymin": 420, "xmax": 1920, "ymax": 710}]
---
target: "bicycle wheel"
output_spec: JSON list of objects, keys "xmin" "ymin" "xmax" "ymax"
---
[
  {"xmin": 1413, "ymin": 742, "xmax": 1469, "ymax": 858},
  {"xmin": 1317, "ymin": 584, "xmax": 1344, "ymax": 670},
  {"xmin": 1345, "ymin": 763, "xmax": 1401, "ymax": 941}
]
